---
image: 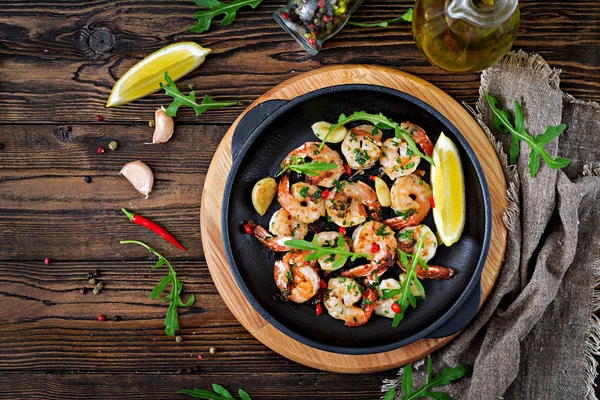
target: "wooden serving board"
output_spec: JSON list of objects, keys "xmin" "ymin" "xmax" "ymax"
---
[{"xmin": 200, "ymin": 65, "xmax": 507, "ymax": 373}]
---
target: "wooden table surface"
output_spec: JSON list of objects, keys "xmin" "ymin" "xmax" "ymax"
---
[{"xmin": 0, "ymin": 1, "xmax": 598, "ymax": 399}]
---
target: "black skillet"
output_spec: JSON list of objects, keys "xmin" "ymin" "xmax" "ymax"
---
[{"xmin": 222, "ymin": 84, "xmax": 491, "ymax": 355}]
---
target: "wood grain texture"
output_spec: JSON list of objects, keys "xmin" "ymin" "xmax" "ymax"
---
[
  {"xmin": 0, "ymin": 0, "xmax": 598, "ymax": 124},
  {"xmin": 201, "ymin": 65, "xmax": 507, "ymax": 373}
]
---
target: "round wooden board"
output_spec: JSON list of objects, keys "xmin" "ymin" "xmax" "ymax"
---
[{"xmin": 200, "ymin": 65, "xmax": 507, "ymax": 373}]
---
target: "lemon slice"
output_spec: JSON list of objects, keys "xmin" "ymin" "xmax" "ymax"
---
[
  {"xmin": 106, "ymin": 42, "xmax": 211, "ymax": 107},
  {"xmin": 431, "ymin": 132, "xmax": 465, "ymax": 246},
  {"xmin": 252, "ymin": 178, "xmax": 277, "ymax": 216}
]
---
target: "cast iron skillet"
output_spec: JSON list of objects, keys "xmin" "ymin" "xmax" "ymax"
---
[{"xmin": 222, "ymin": 84, "xmax": 491, "ymax": 355}]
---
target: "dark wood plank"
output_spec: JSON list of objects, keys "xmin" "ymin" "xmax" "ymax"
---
[
  {"xmin": 0, "ymin": 0, "xmax": 598, "ymax": 124},
  {"xmin": 0, "ymin": 123, "xmax": 224, "ymax": 260}
]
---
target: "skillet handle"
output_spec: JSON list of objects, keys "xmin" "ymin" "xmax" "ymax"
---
[
  {"xmin": 231, "ymin": 99, "xmax": 289, "ymax": 160},
  {"xmin": 425, "ymin": 281, "xmax": 482, "ymax": 339}
]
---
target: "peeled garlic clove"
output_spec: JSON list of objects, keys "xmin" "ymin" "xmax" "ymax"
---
[
  {"xmin": 152, "ymin": 106, "xmax": 174, "ymax": 144},
  {"xmin": 120, "ymin": 160, "xmax": 154, "ymax": 198},
  {"xmin": 311, "ymin": 121, "xmax": 347, "ymax": 143}
]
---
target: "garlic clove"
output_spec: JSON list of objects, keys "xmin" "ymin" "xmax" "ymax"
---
[
  {"xmin": 120, "ymin": 160, "xmax": 154, "ymax": 198},
  {"xmin": 152, "ymin": 106, "xmax": 175, "ymax": 144}
]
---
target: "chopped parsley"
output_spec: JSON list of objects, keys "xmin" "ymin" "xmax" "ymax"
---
[
  {"xmin": 299, "ymin": 186, "xmax": 310, "ymax": 198},
  {"xmin": 353, "ymin": 148, "xmax": 371, "ymax": 166},
  {"xmin": 395, "ymin": 209, "xmax": 417, "ymax": 219},
  {"xmin": 402, "ymin": 162, "xmax": 415, "ymax": 170},
  {"xmin": 375, "ymin": 225, "xmax": 391, "ymax": 237}
]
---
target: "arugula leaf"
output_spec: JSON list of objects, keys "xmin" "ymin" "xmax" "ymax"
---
[
  {"xmin": 320, "ymin": 111, "xmax": 434, "ymax": 165},
  {"xmin": 396, "ymin": 356, "xmax": 468, "ymax": 400},
  {"xmin": 485, "ymin": 93, "xmax": 571, "ymax": 177},
  {"xmin": 285, "ymin": 233, "xmax": 370, "ymax": 270},
  {"xmin": 160, "ymin": 72, "xmax": 238, "ymax": 117},
  {"xmin": 178, "ymin": 385, "xmax": 252, "ymax": 400},
  {"xmin": 348, "ymin": 8, "xmax": 413, "ymax": 27},
  {"xmin": 189, "ymin": 0, "xmax": 264, "ymax": 33},
  {"xmin": 384, "ymin": 388, "xmax": 395, "ymax": 400},
  {"xmin": 120, "ymin": 240, "xmax": 195, "ymax": 336},
  {"xmin": 277, "ymin": 156, "xmax": 337, "ymax": 177}
]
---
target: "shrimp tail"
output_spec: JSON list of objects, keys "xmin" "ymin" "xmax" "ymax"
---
[
  {"xmin": 342, "ymin": 251, "xmax": 395, "ymax": 280},
  {"xmin": 345, "ymin": 288, "xmax": 376, "ymax": 327},
  {"xmin": 382, "ymin": 214, "xmax": 420, "ymax": 230},
  {"xmin": 397, "ymin": 260, "xmax": 455, "ymax": 280},
  {"xmin": 401, "ymin": 122, "xmax": 434, "ymax": 157},
  {"xmin": 247, "ymin": 220, "xmax": 292, "ymax": 252}
]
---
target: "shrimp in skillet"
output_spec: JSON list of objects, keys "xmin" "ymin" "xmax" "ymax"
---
[
  {"xmin": 400, "ymin": 122, "xmax": 434, "ymax": 157},
  {"xmin": 374, "ymin": 278, "xmax": 401, "ymax": 318},
  {"xmin": 314, "ymin": 231, "xmax": 351, "ymax": 271},
  {"xmin": 281, "ymin": 142, "xmax": 344, "ymax": 188},
  {"xmin": 246, "ymin": 220, "xmax": 292, "ymax": 252},
  {"xmin": 269, "ymin": 208, "xmax": 308, "ymax": 240},
  {"xmin": 341, "ymin": 125, "xmax": 382, "ymax": 170},
  {"xmin": 274, "ymin": 250, "xmax": 320, "ymax": 303},
  {"xmin": 397, "ymin": 260, "xmax": 455, "ymax": 280},
  {"xmin": 325, "ymin": 181, "xmax": 381, "ymax": 227},
  {"xmin": 396, "ymin": 224, "xmax": 438, "ymax": 262},
  {"xmin": 379, "ymin": 138, "xmax": 421, "ymax": 180},
  {"xmin": 383, "ymin": 173, "xmax": 432, "ymax": 230},
  {"xmin": 324, "ymin": 277, "xmax": 376, "ymax": 326},
  {"xmin": 278, "ymin": 175, "xmax": 325, "ymax": 224}
]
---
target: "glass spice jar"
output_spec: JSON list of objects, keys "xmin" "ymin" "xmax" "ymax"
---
[{"xmin": 274, "ymin": 0, "xmax": 364, "ymax": 55}]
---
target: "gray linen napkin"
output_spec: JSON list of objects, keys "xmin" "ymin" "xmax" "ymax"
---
[{"xmin": 382, "ymin": 51, "xmax": 600, "ymax": 400}]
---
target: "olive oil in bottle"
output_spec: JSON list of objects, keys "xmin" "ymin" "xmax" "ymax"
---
[{"xmin": 413, "ymin": 0, "xmax": 519, "ymax": 73}]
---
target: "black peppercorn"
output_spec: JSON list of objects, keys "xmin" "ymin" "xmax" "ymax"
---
[
  {"xmin": 191, "ymin": 365, "xmax": 200, "ymax": 372},
  {"xmin": 83, "ymin": 176, "xmax": 92, "ymax": 183},
  {"xmin": 177, "ymin": 368, "xmax": 186, "ymax": 375},
  {"xmin": 186, "ymin": 368, "xmax": 193, "ymax": 374},
  {"xmin": 112, "ymin": 315, "xmax": 121, "ymax": 322},
  {"xmin": 80, "ymin": 287, "xmax": 88, "ymax": 294}
]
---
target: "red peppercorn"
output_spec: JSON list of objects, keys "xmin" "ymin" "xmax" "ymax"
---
[
  {"xmin": 322, "ymin": 15, "xmax": 331, "ymax": 23},
  {"xmin": 391, "ymin": 303, "xmax": 401, "ymax": 314},
  {"xmin": 307, "ymin": 37, "xmax": 317, "ymax": 46},
  {"xmin": 344, "ymin": 164, "xmax": 352, "ymax": 175},
  {"xmin": 316, "ymin": 303, "xmax": 323, "ymax": 316},
  {"xmin": 280, "ymin": 11, "xmax": 289, "ymax": 19},
  {"xmin": 95, "ymin": 115, "xmax": 103, "ymax": 122},
  {"xmin": 319, "ymin": 279, "xmax": 327, "ymax": 290},
  {"xmin": 98, "ymin": 315, "xmax": 106, "ymax": 321},
  {"xmin": 339, "ymin": 226, "xmax": 346, "ymax": 235},
  {"xmin": 321, "ymin": 189, "xmax": 330, "ymax": 198},
  {"xmin": 44, "ymin": 257, "xmax": 51, "ymax": 265},
  {"xmin": 371, "ymin": 243, "xmax": 380, "ymax": 253},
  {"xmin": 430, "ymin": 196, "xmax": 436, "ymax": 208},
  {"xmin": 243, "ymin": 223, "xmax": 252, "ymax": 235},
  {"xmin": 317, "ymin": 0, "xmax": 326, "ymax": 7},
  {"xmin": 97, "ymin": 147, "xmax": 104, "ymax": 155}
]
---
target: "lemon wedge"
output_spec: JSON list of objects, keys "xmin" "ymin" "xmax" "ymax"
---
[
  {"xmin": 431, "ymin": 132, "xmax": 465, "ymax": 246},
  {"xmin": 106, "ymin": 42, "xmax": 211, "ymax": 107},
  {"xmin": 252, "ymin": 178, "xmax": 277, "ymax": 216}
]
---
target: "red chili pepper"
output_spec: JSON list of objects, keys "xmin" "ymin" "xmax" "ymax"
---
[
  {"xmin": 321, "ymin": 189, "xmax": 330, "ymax": 198},
  {"xmin": 339, "ymin": 226, "xmax": 346, "ymax": 235},
  {"xmin": 344, "ymin": 164, "xmax": 352, "ymax": 175},
  {"xmin": 122, "ymin": 208, "xmax": 186, "ymax": 251},
  {"xmin": 371, "ymin": 243, "xmax": 380, "ymax": 253},
  {"xmin": 243, "ymin": 223, "xmax": 252, "ymax": 235},
  {"xmin": 369, "ymin": 175, "xmax": 376, "ymax": 181},
  {"xmin": 316, "ymin": 303, "xmax": 323, "ymax": 316},
  {"xmin": 391, "ymin": 303, "xmax": 401, "ymax": 314},
  {"xmin": 430, "ymin": 196, "xmax": 435, "ymax": 208},
  {"xmin": 319, "ymin": 279, "xmax": 327, "ymax": 290}
]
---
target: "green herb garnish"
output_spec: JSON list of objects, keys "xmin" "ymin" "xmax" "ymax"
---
[
  {"xmin": 319, "ymin": 111, "xmax": 433, "ymax": 164},
  {"xmin": 375, "ymin": 224, "xmax": 391, "ymax": 237},
  {"xmin": 277, "ymin": 155, "xmax": 337, "ymax": 177},
  {"xmin": 160, "ymin": 72, "xmax": 238, "ymax": 117},
  {"xmin": 120, "ymin": 240, "xmax": 195, "ymax": 336},
  {"xmin": 189, "ymin": 0, "xmax": 264, "ymax": 33},
  {"xmin": 285, "ymin": 233, "xmax": 371, "ymax": 270},
  {"xmin": 299, "ymin": 186, "xmax": 310, "ymax": 198},
  {"xmin": 179, "ymin": 384, "xmax": 251, "ymax": 400},
  {"xmin": 485, "ymin": 93, "xmax": 571, "ymax": 177},
  {"xmin": 348, "ymin": 8, "xmax": 413, "ymax": 28}
]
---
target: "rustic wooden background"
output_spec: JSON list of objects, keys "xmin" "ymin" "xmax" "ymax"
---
[{"xmin": 0, "ymin": 0, "xmax": 598, "ymax": 398}]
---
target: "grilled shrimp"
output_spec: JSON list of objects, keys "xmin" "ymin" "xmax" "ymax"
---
[
  {"xmin": 281, "ymin": 142, "xmax": 344, "ymax": 188},
  {"xmin": 278, "ymin": 175, "xmax": 325, "ymax": 224},
  {"xmin": 269, "ymin": 208, "xmax": 308, "ymax": 240},
  {"xmin": 374, "ymin": 278, "xmax": 401, "ymax": 318},
  {"xmin": 379, "ymin": 138, "xmax": 421, "ymax": 180},
  {"xmin": 315, "ymin": 231, "xmax": 351, "ymax": 271},
  {"xmin": 274, "ymin": 250, "xmax": 320, "ymax": 303},
  {"xmin": 341, "ymin": 125, "xmax": 382, "ymax": 170},
  {"xmin": 324, "ymin": 277, "xmax": 376, "ymax": 326},
  {"xmin": 247, "ymin": 220, "xmax": 292, "ymax": 252},
  {"xmin": 342, "ymin": 221, "xmax": 397, "ymax": 284},
  {"xmin": 325, "ymin": 181, "xmax": 381, "ymax": 227},
  {"xmin": 383, "ymin": 173, "xmax": 432, "ymax": 230},
  {"xmin": 396, "ymin": 224, "xmax": 438, "ymax": 262},
  {"xmin": 400, "ymin": 122, "xmax": 434, "ymax": 157}
]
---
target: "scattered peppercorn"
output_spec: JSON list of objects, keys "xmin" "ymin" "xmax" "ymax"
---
[
  {"xmin": 148, "ymin": 120, "xmax": 155, "ymax": 128},
  {"xmin": 87, "ymin": 269, "xmax": 100, "ymax": 279},
  {"xmin": 98, "ymin": 315, "xmax": 106, "ymax": 321},
  {"xmin": 209, "ymin": 347, "xmax": 217, "ymax": 354},
  {"xmin": 175, "ymin": 335, "xmax": 183, "ymax": 343},
  {"xmin": 80, "ymin": 287, "xmax": 88, "ymax": 295},
  {"xmin": 95, "ymin": 115, "xmax": 104, "ymax": 122},
  {"xmin": 186, "ymin": 367, "xmax": 193, "ymax": 374},
  {"xmin": 97, "ymin": 147, "xmax": 104, "ymax": 155},
  {"xmin": 44, "ymin": 257, "xmax": 51, "ymax": 265},
  {"xmin": 112, "ymin": 315, "xmax": 121, "ymax": 322},
  {"xmin": 191, "ymin": 365, "xmax": 200, "ymax": 372},
  {"xmin": 108, "ymin": 141, "xmax": 118, "ymax": 151},
  {"xmin": 0, "ymin": 143, "xmax": 5, "ymax": 150},
  {"xmin": 93, "ymin": 281, "xmax": 104, "ymax": 295},
  {"xmin": 187, "ymin": 82, "xmax": 196, "ymax": 90},
  {"xmin": 177, "ymin": 368, "xmax": 186, "ymax": 374},
  {"xmin": 88, "ymin": 278, "xmax": 96, "ymax": 285},
  {"xmin": 83, "ymin": 176, "xmax": 92, "ymax": 184}
]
